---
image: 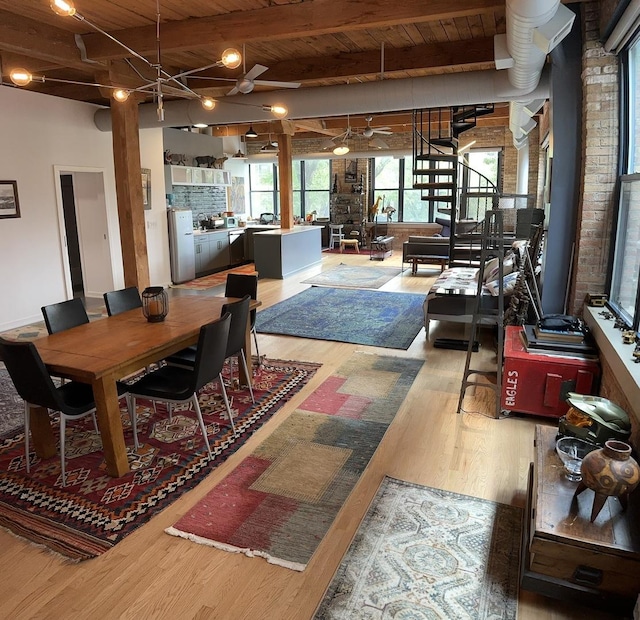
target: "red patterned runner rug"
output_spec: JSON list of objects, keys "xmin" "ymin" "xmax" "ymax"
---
[
  {"xmin": 166, "ymin": 352, "xmax": 424, "ymax": 571},
  {"xmin": 171, "ymin": 263, "xmax": 257, "ymax": 290},
  {"xmin": 0, "ymin": 358, "xmax": 320, "ymax": 561}
]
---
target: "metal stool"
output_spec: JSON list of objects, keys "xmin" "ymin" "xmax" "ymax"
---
[{"xmin": 329, "ymin": 224, "xmax": 345, "ymax": 249}]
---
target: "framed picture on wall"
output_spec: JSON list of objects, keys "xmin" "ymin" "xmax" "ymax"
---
[
  {"xmin": 0, "ymin": 180, "xmax": 20, "ymax": 219},
  {"xmin": 344, "ymin": 159, "xmax": 357, "ymax": 183},
  {"xmin": 141, "ymin": 168, "xmax": 151, "ymax": 210}
]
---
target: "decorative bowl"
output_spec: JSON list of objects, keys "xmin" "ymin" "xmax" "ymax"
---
[{"xmin": 555, "ymin": 436, "xmax": 598, "ymax": 481}]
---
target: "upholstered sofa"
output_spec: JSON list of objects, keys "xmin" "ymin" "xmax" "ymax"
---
[
  {"xmin": 402, "ymin": 235, "xmax": 450, "ymax": 273},
  {"xmin": 423, "ymin": 243, "xmax": 525, "ymax": 338}
]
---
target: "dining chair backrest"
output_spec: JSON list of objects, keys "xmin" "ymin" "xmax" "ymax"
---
[
  {"xmin": 104, "ymin": 286, "xmax": 142, "ymax": 316},
  {"xmin": 0, "ymin": 337, "xmax": 64, "ymax": 412},
  {"xmin": 224, "ymin": 273, "xmax": 258, "ymax": 328},
  {"xmin": 41, "ymin": 298, "xmax": 89, "ymax": 334},
  {"xmin": 221, "ymin": 295, "xmax": 251, "ymax": 359},
  {"xmin": 192, "ymin": 312, "xmax": 231, "ymax": 393}
]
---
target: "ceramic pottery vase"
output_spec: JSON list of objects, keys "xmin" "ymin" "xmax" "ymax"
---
[{"xmin": 574, "ymin": 440, "xmax": 640, "ymax": 522}]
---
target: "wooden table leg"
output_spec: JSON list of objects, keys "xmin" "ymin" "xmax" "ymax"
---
[
  {"xmin": 30, "ymin": 406, "xmax": 57, "ymax": 459},
  {"xmin": 92, "ymin": 377, "xmax": 130, "ymax": 477}
]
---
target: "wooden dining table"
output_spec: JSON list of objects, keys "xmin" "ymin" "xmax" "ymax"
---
[{"xmin": 32, "ymin": 295, "xmax": 261, "ymax": 478}]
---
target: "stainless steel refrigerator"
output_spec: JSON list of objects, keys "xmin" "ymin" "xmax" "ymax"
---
[{"xmin": 168, "ymin": 208, "xmax": 196, "ymax": 283}]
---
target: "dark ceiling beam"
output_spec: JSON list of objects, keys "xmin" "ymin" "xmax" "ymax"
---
[
  {"xmin": 0, "ymin": 9, "xmax": 97, "ymax": 71},
  {"xmin": 189, "ymin": 38, "xmax": 496, "ymax": 86},
  {"xmin": 80, "ymin": 0, "xmax": 503, "ymax": 60}
]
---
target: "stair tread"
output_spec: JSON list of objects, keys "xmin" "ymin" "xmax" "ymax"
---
[
  {"xmin": 415, "ymin": 154, "xmax": 458, "ymax": 161},
  {"xmin": 413, "ymin": 169, "xmax": 456, "ymax": 175},
  {"xmin": 420, "ymin": 196, "xmax": 454, "ymax": 203},
  {"xmin": 413, "ymin": 183, "xmax": 455, "ymax": 190}
]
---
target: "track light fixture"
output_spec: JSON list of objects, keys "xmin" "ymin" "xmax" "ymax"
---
[{"xmin": 9, "ymin": 0, "xmax": 243, "ymax": 121}]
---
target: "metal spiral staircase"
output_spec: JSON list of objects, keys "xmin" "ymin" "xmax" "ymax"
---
[{"xmin": 412, "ymin": 106, "xmax": 500, "ymax": 266}]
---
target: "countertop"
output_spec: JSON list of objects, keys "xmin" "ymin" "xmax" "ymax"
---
[
  {"xmin": 193, "ymin": 224, "xmax": 281, "ymax": 235},
  {"xmin": 253, "ymin": 225, "xmax": 323, "ymax": 236}
]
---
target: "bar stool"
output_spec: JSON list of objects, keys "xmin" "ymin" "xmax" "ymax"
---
[{"xmin": 329, "ymin": 224, "xmax": 345, "ymax": 249}]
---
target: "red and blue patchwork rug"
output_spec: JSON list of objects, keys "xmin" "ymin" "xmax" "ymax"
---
[
  {"xmin": 0, "ymin": 358, "xmax": 320, "ymax": 561},
  {"xmin": 166, "ymin": 352, "xmax": 424, "ymax": 570}
]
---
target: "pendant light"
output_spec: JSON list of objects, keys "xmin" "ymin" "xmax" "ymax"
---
[{"xmin": 245, "ymin": 126, "xmax": 258, "ymax": 138}]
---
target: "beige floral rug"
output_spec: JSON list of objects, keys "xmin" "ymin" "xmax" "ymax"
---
[{"xmin": 315, "ymin": 477, "xmax": 522, "ymax": 619}]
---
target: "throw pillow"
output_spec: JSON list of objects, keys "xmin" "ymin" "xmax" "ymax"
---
[
  {"xmin": 482, "ymin": 257, "xmax": 500, "ymax": 283},
  {"xmin": 485, "ymin": 271, "xmax": 520, "ymax": 296},
  {"xmin": 487, "ymin": 255, "xmax": 515, "ymax": 282}
]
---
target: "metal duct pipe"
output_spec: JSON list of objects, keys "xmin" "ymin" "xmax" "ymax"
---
[
  {"xmin": 504, "ymin": 0, "xmax": 575, "ymax": 147},
  {"xmin": 506, "ymin": 0, "xmax": 560, "ymax": 91},
  {"xmin": 94, "ymin": 69, "xmax": 550, "ymax": 131}
]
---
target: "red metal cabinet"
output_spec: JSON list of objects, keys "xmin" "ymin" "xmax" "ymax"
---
[{"xmin": 501, "ymin": 326, "xmax": 601, "ymax": 418}]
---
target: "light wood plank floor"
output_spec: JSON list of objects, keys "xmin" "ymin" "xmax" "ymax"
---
[{"xmin": 0, "ymin": 252, "xmax": 620, "ymax": 619}]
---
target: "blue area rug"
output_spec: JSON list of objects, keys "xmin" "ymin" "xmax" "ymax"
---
[{"xmin": 255, "ymin": 287, "xmax": 425, "ymax": 349}]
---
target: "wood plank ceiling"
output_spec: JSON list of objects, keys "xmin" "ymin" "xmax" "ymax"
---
[{"xmin": 0, "ymin": 0, "xmax": 519, "ymax": 137}]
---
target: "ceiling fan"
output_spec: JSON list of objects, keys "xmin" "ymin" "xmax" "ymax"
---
[
  {"xmin": 361, "ymin": 116, "xmax": 392, "ymax": 138},
  {"xmin": 227, "ymin": 64, "xmax": 301, "ymax": 96},
  {"xmin": 195, "ymin": 46, "xmax": 301, "ymax": 95}
]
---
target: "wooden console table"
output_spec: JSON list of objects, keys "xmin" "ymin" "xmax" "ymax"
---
[{"xmin": 521, "ymin": 425, "xmax": 640, "ymax": 615}]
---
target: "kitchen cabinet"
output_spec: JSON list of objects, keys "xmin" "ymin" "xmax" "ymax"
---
[
  {"xmin": 194, "ymin": 231, "xmax": 230, "ymax": 276},
  {"xmin": 194, "ymin": 235, "xmax": 211, "ymax": 275},
  {"xmin": 166, "ymin": 165, "xmax": 231, "ymax": 188},
  {"xmin": 209, "ymin": 231, "xmax": 230, "ymax": 271}
]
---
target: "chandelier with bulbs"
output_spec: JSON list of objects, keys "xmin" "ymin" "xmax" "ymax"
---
[{"xmin": 8, "ymin": 0, "xmax": 288, "ymax": 123}]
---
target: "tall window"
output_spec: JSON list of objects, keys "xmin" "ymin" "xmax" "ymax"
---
[
  {"xmin": 370, "ymin": 155, "xmax": 428, "ymax": 222},
  {"xmin": 301, "ymin": 160, "xmax": 331, "ymax": 218},
  {"xmin": 249, "ymin": 160, "xmax": 331, "ymax": 219},
  {"xmin": 459, "ymin": 149, "xmax": 501, "ymax": 221},
  {"xmin": 611, "ymin": 42, "xmax": 640, "ymax": 329},
  {"xmin": 249, "ymin": 163, "xmax": 277, "ymax": 217}
]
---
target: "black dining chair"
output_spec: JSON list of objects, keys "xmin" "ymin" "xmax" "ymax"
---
[
  {"xmin": 103, "ymin": 286, "xmax": 142, "ymax": 316},
  {"xmin": 0, "ymin": 337, "xmax": 127, "ymax": 487},
  {"xmin": 166, "ymin": 296, "xmax": 255, "ymax": 405},
  {"xmin": 41, "ymin": 298, "xmax": 89, "ymax": 334},
  {"xmin": 225, "ymin": 273, "xmax": 261, "ymax": 368},
  {"xmin": 126, "ymin": 313, "xmax": 234, "ymax": 454},
  {"xmin": 221, "ymin": 295, "xmax": 255, "ymax": 404}
]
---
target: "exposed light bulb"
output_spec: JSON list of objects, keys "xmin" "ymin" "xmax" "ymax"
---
[
  {"xmin": 264, "ymin": 104, "xmax": 288, "ymax": 119},
  {"xmin": 201, "ymin": 97, "xmax": 216, "ymax": 111},
  {"xmin": 113, "ymin": 89, "xmax": 130, "ymax": 102},
  {"xmin": 9, "ymin": 68, "xmax": 32, "ymax": 87},
  {"xmin": 221, "ymin": 48, "xmax": 242, "ymax": 70},
  {"xmin": 333, "ymin": 144, "xmax": 350, "ymax": 156},
  {"xmin": 50, "ymin": 0, "xmax": 76, "ymax": 17}
]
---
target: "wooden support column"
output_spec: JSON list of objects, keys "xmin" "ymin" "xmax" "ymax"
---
[
  {"xmin": 109, "ymin": 97, "xmax": 150, "ymax": 290},
  {"xmin": 274, "ymin": 120, "xmax": 296, "ymax": 230},
  {"xmin": 277, "ymin": 133, "xmax": 294, "ymax": 229}
]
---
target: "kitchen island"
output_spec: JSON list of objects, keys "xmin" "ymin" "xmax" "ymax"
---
[{"xmin": 253, "ymin": 225, "xmax": 323, "ymax": 279}]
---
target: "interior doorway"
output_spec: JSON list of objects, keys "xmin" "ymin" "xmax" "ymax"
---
[
  {"xmin": 60, "ymin": 175, "xmax": 84, "ymax": 297},
  {"xmin": 54, "ymin": 167, "xmax": 115, "ymax": 300}
]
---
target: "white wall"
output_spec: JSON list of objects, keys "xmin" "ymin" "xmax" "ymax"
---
[
  {"xmin": 140, "ymin": 129, "xmax": 172, "ymax": 288},
  {"xmin": 0, "ymin": 87, "xmax": 170, "ymax": 330}
]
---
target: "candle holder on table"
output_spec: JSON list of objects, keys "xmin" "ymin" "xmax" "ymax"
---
[{"xmin": 142, "ymin": 286, "xmax": 168, "ymax": 322}]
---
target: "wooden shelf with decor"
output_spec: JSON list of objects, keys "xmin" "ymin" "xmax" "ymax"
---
[
  {"xmin": 330, "ymin": 193, "xmax": 364, "ymax": 244},
  {"xmin": 165, "ymin": 165, "xmax": 231, "ymax": 187},
  {"xmin": 521, "ymin": 425, "xmax": 640, "ymax": 616}
]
